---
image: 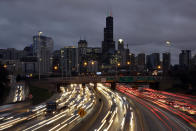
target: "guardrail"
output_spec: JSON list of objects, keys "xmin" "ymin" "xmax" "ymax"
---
[{"xmin": 58, "ymin": 76, "xmax": 162, "ymax": 84}]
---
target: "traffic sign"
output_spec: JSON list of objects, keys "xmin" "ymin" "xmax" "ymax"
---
[
  {"xmin": 106, "ymin": 77, "xmax": 115, "ymax": 82},
  {"xmin": 78, "ymin": 108, "xmax": 86, "ymax": 117},
  {"xmin": 119, "ymin": 76, "xmax": 134, "ymax": 82}
]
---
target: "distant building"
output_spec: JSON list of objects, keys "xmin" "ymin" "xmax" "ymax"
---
[
  {"xmin": 137, "ymin": 53, "xmax": 145, "ymax": 72},
  {"xmin": 78, "ymin": 40, "xmax": 88, "ymax": 74},
  {"xmin": 117, "ymin": 39, "xmax": 125, "ymax": 65},
  {"xmin": 162, "ymin": 52, "xmax": 171, "ymax": 71},
  {"xmin": 125, "ymin": 45, "xmax": 130, "ymax": 64},
  {"xmin": 23, "ymin": 45, "xmax": 33, "ymax": 56},
  {"xmin": 88, "ymin": 60, "xmax": 98, "ymax": 73},
  {"xmin": 52, "ymin": 50, "xmax": 61, "ymax": 73},
  {"xmin": 61, "ymin": 46, "xmax": 78, "ymax": 76},
  {"xmin": 102, "ymin": 15, "xmax": 115, "ymax": 65},
  {"xmin": 146, "ymin": 53, "xmax": 160, "ymax": 70},
  {"xmin": 77, "ymin": 39, "xmax": 102, "ymax": 74},
  {"xmin": 137, "ymin": 53, "xmax": 145, "ymax": 65},
  {"xmin": 33, "ymin": 35, "xmax": 53, "ymax": 75},
  {"xmin": 21, "ymin": 56, "xmax": 38, "ymax": 76},
  {"xmin": 179, "ymin": 50, "xmax": 191, "ymax": 67},
  {"xmin": 0, "ymin": 49, "xmax": 7, "ymax": 59},
  {"xmin": 192, "ymin": 55, "xmax": 196, "ymax": 66},
  {"xmin": 0, "ymin": 48, "xmax": 24, "ymax": 60},
  {"xmin": 130, "ymin": 53, "xmax": 135, "ymax": 66}
]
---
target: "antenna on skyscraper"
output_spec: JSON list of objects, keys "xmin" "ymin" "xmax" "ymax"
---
[{"xmin": 110, "ymin": 10, "xmax": 112, "ymax": 16}]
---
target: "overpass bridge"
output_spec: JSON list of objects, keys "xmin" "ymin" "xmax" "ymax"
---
[{"xmin": 56, "ymin": 76, "xmax": 161, "ymax": 90}]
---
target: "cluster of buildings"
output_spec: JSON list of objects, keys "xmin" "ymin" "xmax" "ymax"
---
[{"xmin": 0, "ymin": 15, "xmax": 196, "ymax": 77}]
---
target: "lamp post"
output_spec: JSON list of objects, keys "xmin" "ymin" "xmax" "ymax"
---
[
  {"xmin": 91, "ymin": 61, "xmax": 95, "ymax": 74},
  {"xmin": 83, "ymin": 61, "xmax": 87, "ymax": 74},
  {"xmin": 127, "ymin": 61, "xmax": 131, "ymax": 74},
  {"xmin": 116, "ymin": 62, "xmax": 120, "ymax": 80},
  {"xmin": 61, "ymin": 49, "xmax": 64, "ymax": 80},
  {"xmin": 38, "ymin": 31, "xmax": 43, "ymax": 80}
]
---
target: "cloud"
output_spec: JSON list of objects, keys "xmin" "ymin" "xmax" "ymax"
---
[{"xmin": 0, "ymin": 0, "xmax": 196, "ymax": 64}]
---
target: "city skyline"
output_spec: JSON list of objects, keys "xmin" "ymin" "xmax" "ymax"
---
[{"xmin": 0, "ymin": 0, "xmax": 196, "ymax": 64}]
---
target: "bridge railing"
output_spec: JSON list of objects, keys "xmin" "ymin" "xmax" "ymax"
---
[{"xmin": 60, "ymin": 76, "xmax": 162, "ymax": 83}]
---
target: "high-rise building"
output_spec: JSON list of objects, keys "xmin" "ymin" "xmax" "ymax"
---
[
  {"xmin": 146, "ymin": 53, "xmax": 160, "ymax": 70},
  {"xmin": 61, "ymin": 46, "xmax": 78, "ymax": 76},
  {"xmin": 192, "ymin": 55, "xmax": 196, "ymax": 66},
  {"xmin": 162, "ymin": 52, "xmax": 171, "ymax": 71},
  {"xmin": 118, "ymin": 39, "xmax": 124, "ymax": 51},
  {"xmin": 102, "ymin": 16, "xmax": 115, "ymax": 65},
  {"xmin": 117, "ymin": 39, "xmax": 125, "ymax": 65},
  {"xmin": 52, "ymin": 50, "xmax": 61, "ymax": 73},
  {"xmin": 136, "ymin": 53, "xmax": 145, "ymax": 72},
  {"xmin": 137, "ymin": 53, "xmax": 145, "ymax": 65},
  {"xmin": 78, "ymin": 40, "xmax": 88, "ymax": 74},
  {"xmin": 179, "ymin": 50, "xmax": 191, "ymax": 67},
  {"xmin": 33, "ymin": 35, "xmax": 53, "ymax": 74},
  {"xmin": 130, "ymin": 53, "xmax": 135, "ymax": 65},
  {"xmin": 23, "ymin": 45, "xmax": 33, "ymax": 56}
]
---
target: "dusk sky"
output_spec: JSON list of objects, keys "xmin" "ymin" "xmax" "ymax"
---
[{"xmin": 0, "ymin": 0, "xmax": 196, "ymax": 64}]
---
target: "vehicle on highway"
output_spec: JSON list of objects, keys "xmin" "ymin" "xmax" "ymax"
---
[{"xmin": 46, "ymin": 101, "xmax": 67, "ymax": 114}]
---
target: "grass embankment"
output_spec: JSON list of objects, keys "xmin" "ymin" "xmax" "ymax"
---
[{"xmin": 29, "ymin": 84, "xmax": 53, "ymax": 105}]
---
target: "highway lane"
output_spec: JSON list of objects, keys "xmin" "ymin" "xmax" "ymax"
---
[
  {"xmin": 4, "ymin": 84, "xmax": 96, "ymax": 131},
  {"xmin": 0, "ymin": 85, "xmax": 77, "ymax": 130},
  {"xmin": 117, "ymin": 85, "xmax": 196, "ymax": 131},
  {"xmin": 72, "ymin": 83, "xmax": 134, "ymax": 131}
]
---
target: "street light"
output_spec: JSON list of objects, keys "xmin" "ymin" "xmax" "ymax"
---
[
  {"xmin": 38, "ymin": 31, "xmax": 43, "ymax": 80},
  {"xmin": 54, "ymin": 66, "xmax": 58, "ymax": 70},
  {"xmin": 61, "ymin": 50, "xmax": 64, "ymax": 79},
  {"xmin": 84, "ymin": 62, "xmax": 87, "ymax": 66},
  {"xmin": 157, "ymin": 65, "xmax": 161, "ymax": 69},
  {"xmin": 3, "ymin": 64, "xmax": 7, "ymax": 68},
  {"xmin": 117, "ymin": 63, "xmax": 120, "ymax": 67},
  {"xmin": 127, "ymin": 61, "xmax": 131, "ymax": 65},
  {"xmin": 91, "ymin": 61, "xmax": 95, "ymax": 65}
]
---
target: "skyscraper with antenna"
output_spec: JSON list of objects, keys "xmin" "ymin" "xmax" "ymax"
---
[{"xmin": 102, "ymin": 14, "xmax": 115, "ymax": 65}]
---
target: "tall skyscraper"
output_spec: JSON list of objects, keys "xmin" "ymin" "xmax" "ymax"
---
[
  {"xmin": 192, "ymin": 55, "xmax": 196, "ymax": 66},
  {"xmin": 118, "ymin": 39, "xmax": 124, "ymax": 51},
  {"xmin": 33, "ymin": 35, "xmax": 53, "ymax": 74},
  {"xmin": 61, "ymin": 46, "xmax": 78, "ymax": 76},
  {"xmin": 78, "ymin": 40, "xmax": 88, "ymax": 74},
  {"xmin": 137, "ymin": 53, "xmax": 145, "ymax": 65},
  {"xmin": 146, "ymin": 53, "xmax": 160, "ymax": 70},
  {"xmin": 102, "ymin": 15, "xmax": 115, "ymax": 65},
  {"xmin": 117, "ymin": 39, "xmax": 125, "ymax": 65},
  {"xmin": 179, "ymin": 50, "xmax": 191, "ymax": 67},
  {"xmin": 162, "ymin": 52, "xmax": 171, "ymax": 71}
]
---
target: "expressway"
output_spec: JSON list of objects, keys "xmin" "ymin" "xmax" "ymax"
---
[
  {"xmin": 117, "ymin": 84, "xmax": 196, "ymax": 131},
  {"xmin": 1, "ymin": 82, "xmax": 195, "ymax": 131},
  {"xmin": 0, "ymin": 84, "xmax": 96, "ymax": 131},
  {"xmin": 71, "ymin": 83, "xmax": 135, "ymax": 131}
]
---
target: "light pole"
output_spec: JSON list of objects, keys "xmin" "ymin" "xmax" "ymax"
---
[
  {"xmin": 127, "ymin": 61, "xmax": 131, "ymax": 74},
  {"xmin": 116, "ymin": 63, "xmax": 120, "ymax": 80},
  {"xmin": 38, "ymin": 31, "xmax": 43, "ymax": 80},
  {"xmin": 83, "ymin": 61, "xmax": 87, "ymax": 75},
  {"xmin": 61, "ymin": 49, "xmax": 64, "ymax": 80},
  {"xmin": 91, "ymin": 61, "xmax": 95, "ymax": 74}
]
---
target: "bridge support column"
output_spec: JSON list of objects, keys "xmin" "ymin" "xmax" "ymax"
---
[
  {"xmin": 93, "ymin": 83, "xmax": 97, "ymax": 89},
  {"xmin": 82, "ymin": 83, "xmax": 85, "ymax": 88},
  {"xmin": 111, "ymin": 82, "xmax": 116, "ymax": 90}
]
